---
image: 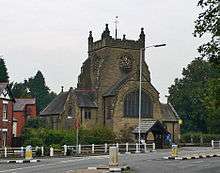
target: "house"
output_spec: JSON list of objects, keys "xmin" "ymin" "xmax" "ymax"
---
[
  {"xmin": 0, "ymin": 83, "xmax": 14, "ymax": 147},
  {"xmin": 13, "ymin": 98, "xmax": 37, "ymax": 137},
  {"xmin": 40, "ymin": 24, "xmax": 180, "ymax": 147}
]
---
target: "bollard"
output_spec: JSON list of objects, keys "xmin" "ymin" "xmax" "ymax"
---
[
  {"xmin": 64, "ymin": 145, "xmax": 67, "ymax": 156},
  {"xmin": 50, "ymin": 147, "xmax": 54, "ymax": 157},
  {"xmin": 126, "ymin": 143, "xmax": 129, "ymax": 153},
  {"xmin": 25, "ymin": 145, "xmax": 33, "ymax": 160},
  {"xmin": 152, "ymin": 143, "xmax": 156, "ymax": 151},
  {"xmin": 104, "ymin": 143, "xmax": 108, "ymax": 153},
  {"xmin": 109, "ymin": 147, "xmax": 119, "ymax": 166},
  {"xmin": 171, "ymin": 144, "xmax": 178, "ymax": 157},
  {"xmin": 91, "ymin": 144, "xmax": 94, "ymax": 154},
  {"xmin": 116, "ymin": 143, "xmax": 119, "ymax": 148},
  {"xmin": 4, "ymin": 147, "xmax": 7, "ymax": 158},
  {"xmin": 21, "ymin": 147, "xmax": 24, "ymax": 157},
  {"xmin": 144, "ymin": 143, "xmax": 147, "ymax": 153},
  {"xmin": 135, "ymin": 143, "xmax": 139, "ymax": 153},
  {"xmin": 211, "ymin": 140, "xmax": 214, "ymax": 149},
  {"xmin": 41, "ymin": 146, "xmax": 44, "ymax": 156},
  {"xmin": 78, "ymin": 144, "xmax": 81, "ymax": 154}
]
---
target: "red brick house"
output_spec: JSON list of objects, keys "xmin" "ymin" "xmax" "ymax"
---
[
  {"xmin": 0, "ymin": 83, "xmax": 14, "ymax": 147},
  {"xmin": 13, "ymin": 98, "xmax": 37, "ymax": 137}
]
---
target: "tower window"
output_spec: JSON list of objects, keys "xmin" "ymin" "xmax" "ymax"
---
[{"xmin": 124, "ymin": 90, "xmax": 152, "ymax": 118}]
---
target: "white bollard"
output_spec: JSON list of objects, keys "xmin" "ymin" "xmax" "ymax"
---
[
  {"xmin": 211, "ymin": 140, "xmax": 214, "ymax": 149},
  {"xmin": 152, "ymin": 143, "xmax": 156, "ymax": 151},
  {"xmin": 21, "ymin": 147, "xmax": 24, "ymax": 157},
  {"xmin": 4, "ymin": 147, "xmax": 7, "ymax": 158},
  {"xmin": 126, "ymin": 143, "xmax": 129, "ymax": 153},
  {"xmin": 50, "ymin": 147, "xmax": 54, "ymax": 157},
  {"xmin": 104, "ymin": 143, "xmax": 108, "ymax": 153},
  {"xmin": 92, "ymin": 144, "xmax": 95, "ymax": 154},
  {"xmin": 116, "ymin": 143, "xmax": 119, "ymax": 148},
  {"xmin": 78, "ymin": 144, "xmax": 81, "ymax": 154},
  {"xmin": 41, "ymin": 146, "xmax": 44, "ymax": 156},
  {"xmin": 144, "ymin": 143, "xmax": 147, "ymax": 153},
  {"xmin": 135, "ymin": 143, "xmax": 139, "ymax": 153},
  {"xmin": 64, "ymin": 145, "xmax": 67, "ymax": 156}
]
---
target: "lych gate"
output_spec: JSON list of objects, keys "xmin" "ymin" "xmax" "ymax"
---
[{"xmin": 132, "ymin": 120, "xmax": 170, "ymax": 148}]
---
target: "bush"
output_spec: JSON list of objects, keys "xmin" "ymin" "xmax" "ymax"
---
[{"xmin": 21, "ymin": 126, "xmax": 116, "ymax": 147}]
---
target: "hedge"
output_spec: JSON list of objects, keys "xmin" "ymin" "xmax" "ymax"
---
[
  {"xmin": 21, "ymin": 126, "xmax": 116, "ymax": 148},
  {"xmin": 181, "ymin": 133, "xmax": 220, "ymax": 143}
]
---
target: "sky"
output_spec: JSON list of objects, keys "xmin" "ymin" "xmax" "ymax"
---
[{"xmin": 0, "ymin": 0, "xmax": 208, "ymax": 103}]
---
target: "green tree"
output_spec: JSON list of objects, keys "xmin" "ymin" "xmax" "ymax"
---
[
  {"xmin": 10, "ymin": 82, "xmax": 31, "ymax": 98},
  {"xmin": 194, "ymin": 0, "xmax": 219, "ymax": 64},
  {"xmin": 168, "ymin": 58, "xmax": 215, "ymax": 133},
  {"xmin": 194, "ymin": 0, "xmax": 220, "ymax": 133},
  {"xmin": 0, "ymin": 57, "xmax": 9, "ymax": 82},
  {"xmin": 27, "ymin": 71, "xmax": 56, "ymax": 111}
]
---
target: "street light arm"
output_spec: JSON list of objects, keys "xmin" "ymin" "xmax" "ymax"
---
[{"xmin": 142, "ymin": 44, "xmax": 166, "ymax": 50}]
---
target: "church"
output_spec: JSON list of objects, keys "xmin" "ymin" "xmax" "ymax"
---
[{"xmin": 40, "ymin": 24, "xmax": 180, "ymax": 147}]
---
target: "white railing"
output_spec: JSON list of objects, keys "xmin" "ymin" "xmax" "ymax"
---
[
  {"xmin": 211, "ymin": 140, "xmax": 220, "ymax": 149},
  {"xmin": 63, "ymin": 142, "xmax": 155, "ymax": 155},
  {"xmin": 0, "ymin": 142, "xmax": 155, "ymax": 158}
]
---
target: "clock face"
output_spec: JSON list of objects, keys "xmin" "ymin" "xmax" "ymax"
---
[{"xmin": 119, "ymin": 55, "xmax": 133, "ymax": 73}]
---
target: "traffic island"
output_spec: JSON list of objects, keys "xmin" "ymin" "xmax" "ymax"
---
[
  {"xmin": 0, "ymin": 159, "xmax": 40, "ymax": 164},
  {"xmin": 163, "ymin": 153, "xmax": 220, "ymax": 160}
]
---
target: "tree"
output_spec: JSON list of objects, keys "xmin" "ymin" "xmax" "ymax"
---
[
  {"xmin": 0, "ymin": 57, "xmax": 9, "ymax": 82},
  {"xmin": 194, "ymin": 0, "xmax": 220, "ymax": 133},
  {"xmin": 194, "ymin": 0, "xmax": 219, "ymax": 64},
  {"xmin": 168, "ymin": 58, "xmax": 216, "ymax": 133},
  {"xmin": 27, "ymin": 71, "xmax": 56, "ymax": 111},
  {"xmin": 10, "ymin": 82, "xmax": 31, "ymax": 98}
]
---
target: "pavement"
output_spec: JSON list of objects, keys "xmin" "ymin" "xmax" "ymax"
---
[{"xmin": 0, "ymin": 147, "xmax": 220, "ymax": 173}]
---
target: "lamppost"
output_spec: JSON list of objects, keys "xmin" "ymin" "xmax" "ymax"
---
[{"xmin": 138, "ymin": 44, "xmax": 166, "ymax": 152}]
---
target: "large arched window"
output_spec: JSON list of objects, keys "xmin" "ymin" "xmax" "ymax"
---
[{"xmin": 124, "ymin": 90, "xmax": 153, "ymax": 118}]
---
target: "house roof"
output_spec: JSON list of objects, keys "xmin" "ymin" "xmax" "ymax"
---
[
  {"xmin": 14, "ymin": 98, "xmax": 36, "ymax": 112},
  {"xmin": 40, "ymin": 89, "xmax": 97, "ymax": 116},
  {"xmin": 103, "ymin": 73, "xmax": 159, "ymax": 97},
  {"xmin": 132, "ymin": 120, "xmax": 169, "ymax": 134},
  {"xmin": 103, "ymin": 75, "xmax": 130, "ymax": 97},
  {"xmin": 75, "ymin": 91, "xmax": 98, "ymax": 108},
  {"xmin": 40, "ymin": 91, "xmax": 69, "ymax": 116},
  {"xmin": 0, "ymin": 83, "xmax": 8, "ymax": 95},
  {"xmin": 160, "ymin": 103, "xmax": 179, "ymax": 122},
  {"xmin": 0, "ymin": 82, "xmax": 14, "ymax": 101}
]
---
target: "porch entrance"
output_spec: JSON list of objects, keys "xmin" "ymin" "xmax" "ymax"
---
[{"xmin": 133, "ymin": 120, "xmax": 170, "ymax": 148}]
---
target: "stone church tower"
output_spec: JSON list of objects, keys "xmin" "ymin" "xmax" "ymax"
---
[{"xmin": 41, "ymin": 24, "xmax": 180, "ymax": 146}]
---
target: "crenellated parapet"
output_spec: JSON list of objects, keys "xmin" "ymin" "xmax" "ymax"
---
[{"xmin": 88, "ymin": 24, "xmax": 145, "ymax": 52}]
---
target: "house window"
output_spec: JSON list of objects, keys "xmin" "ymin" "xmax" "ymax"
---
[
  {"xmin": 2, "ymin": 132, "xmax": 7, "ymax": 147},
  {"xmin": 84, "ymin": 110, "xmax": 91, "ymax": 120},
  {"xmin": 3, "ymin": 104, "xmax": 8, "ymax": 120},
  {"xmin": 124, "ymin": 90, "xmax": 153, "ymax": 118},
  {"xmin": 106, "ymin": 99, "xmax": 112, "ymax": 119}
]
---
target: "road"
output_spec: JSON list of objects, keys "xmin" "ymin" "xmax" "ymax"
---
[{"xmin": 0, "ymin": 147, "xmax": 220, "ymax": 173}]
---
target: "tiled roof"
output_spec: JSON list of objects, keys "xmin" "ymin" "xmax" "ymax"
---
[
  {"xmin": 132, "ymin": 120, "xmax": 169, "ymax": 134},
  {"xmin": 75, "ymin": 91, "xmax": 97, "ymax": 108},
  {"xmin": 0, "ymin": 83, "xmax": 8, "ymax": 95},
  {"xmin": 40, "ymin": 89, "xmax": 97, "ymax": 116},
  {"xmin": 40, "ymin": 91, "xmax": 69, "ymax": 116},
  {"xmin": 14, "ymin": 98, "xmax": 36, "ymax": 111},
  {"xmin": 160, "ymin": 103, "xmax": 179, "ymax": 122},
  {"xmin": 103, "ymin": 75, "xmax": 130, "ymax": 97}
]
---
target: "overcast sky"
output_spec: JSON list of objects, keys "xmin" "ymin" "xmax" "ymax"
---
[{"xmin": 0, "ymin": 0, "xmax": 207, "ymax": 103}]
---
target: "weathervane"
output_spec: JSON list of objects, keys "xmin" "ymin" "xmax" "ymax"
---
[{"xmin": 114, "ymin": 16, "xmax": 119, "ymax": 39}]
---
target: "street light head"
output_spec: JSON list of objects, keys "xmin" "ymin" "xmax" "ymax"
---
[{"xmin": 154, "ymin": 44, "xmax": 166, "ymax": 47}]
